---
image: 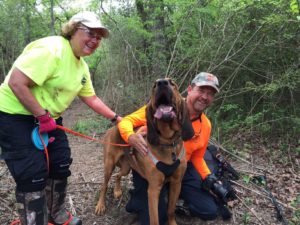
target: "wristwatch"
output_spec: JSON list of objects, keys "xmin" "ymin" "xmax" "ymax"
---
[{"xmin": 111, "ymin": 114, "xmax": 119, "ymax": 123}]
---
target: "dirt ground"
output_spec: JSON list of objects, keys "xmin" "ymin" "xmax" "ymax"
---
[{"xmin": 0, "ymin": 99, "xmax": 299, "ymax": 225}]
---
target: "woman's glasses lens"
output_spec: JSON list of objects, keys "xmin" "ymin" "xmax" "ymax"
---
[{"xmin": 78, "ymin": 27, "xmax": 102, "ymax": 40}]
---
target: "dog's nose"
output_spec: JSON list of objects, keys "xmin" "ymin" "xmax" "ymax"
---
[{"xmin": 157, "ymin": 79, "xmax": 169, "ymax": 87}]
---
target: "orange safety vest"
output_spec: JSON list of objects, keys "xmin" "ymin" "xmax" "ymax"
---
[{"xmin": 118, "ymin": 105, "xmax": 212, "ymax": 179}]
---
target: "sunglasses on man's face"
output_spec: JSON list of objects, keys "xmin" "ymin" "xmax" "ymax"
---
[{"xmin": 77, "ymin": 27, "xmax": 102, "ymax": 40}]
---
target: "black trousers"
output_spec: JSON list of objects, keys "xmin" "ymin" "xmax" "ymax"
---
[
  {"xmin": 180, "ymin": 162, "xmax": 218, "ymax": 220},
  {"xmin": 126, "ymin": 170, "xmax": 168, "ymax": 225},
  {"xmin": 0, "ymin": 111, "xmax": 72, "ymax": 192},
  {"xmin": 126, "ymin": 162, "xmax": 218, "ymax": 224}
]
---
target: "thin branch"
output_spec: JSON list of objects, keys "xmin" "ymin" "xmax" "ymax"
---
[
  {"xmin": 0, "ymin": 167, "xmax": 8, "ymax": 178},
  {"xmin": 211, "ymin": 24, "xmax": 263, "ymax": 72},
  {"xmin": 209, "ymin": 138, "xmax": 271, "ymax": 173},
  {"xmin": 165, "ymin": 2, "xmax": 199, "ymax": 77},
  {"xmin": 177, "ymin": 27, "xmax": 221, "ymax": 89},
  {"xmin": 217, "ymin": 34, "xmax": 265, "ymax": 113},
  {"xmin": 246, "ymin": 92, "xmax": 268, "ymax": 117},
  {"xmin": 287, "ymin": 144, "xmax": 295, "ymax": 173},
  {"xmin": 68, "ymin": 195, "xmax": 77, "ymax": 215},
  {"xmin": 248, "ymin": 117, "xmax": 295, "ymax": 129},
  {"xmin": 99, "ymin": 0, "xmax": 142, "ymax": 75},
  {"xmin": 236, "ymin": 194, "xmax": 265, "ymax": 224},
  {"xmin": 235, "ymin": 168, "xmax": 264, "ymax": 176},
  {"xmin": 231, "ymin": 180, "xmax": 296, "ymax": 211}
]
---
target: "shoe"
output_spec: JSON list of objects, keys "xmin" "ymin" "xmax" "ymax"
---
[
  {"xmin": 175, "ymin": 199, "xmax": 191, "ymax": 216},
  {"xmin": 48, "ymin": 210, "xmax": 82, "ymax": 225},
  {"xmin": 46, "ymin": 179, "xmax": 82, "ymax": 225},
  {"xmin": 218, "ymin": 204, "xmax": 232, "ymax": 220}
]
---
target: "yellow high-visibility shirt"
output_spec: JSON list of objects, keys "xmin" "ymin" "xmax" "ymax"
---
[{"xmin": 0, "ymin": 36, "xmax": 95, "ymax": 118}]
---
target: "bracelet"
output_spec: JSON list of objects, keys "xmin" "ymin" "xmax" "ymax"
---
[{"xmin": 111, "ymin": 114, "xmax": 119, "ymax": 123}]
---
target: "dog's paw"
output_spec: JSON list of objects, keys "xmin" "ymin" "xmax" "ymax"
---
[
  {"xmin": 95, "ymin": 202, "xmax": 106, "ymax": 215},
  {"xmin": 113, "ymin": 188, "xmax": 123, "ymax": 199}
]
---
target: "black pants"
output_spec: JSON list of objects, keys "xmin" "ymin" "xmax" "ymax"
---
[
  {"xmin": 180, "ymin": 162, "xmax": 218, "ymax": 220},
  {"xmin": 0, "ymin": 111, "xmax": 72, "ymax": 192},
  {"xmin": 126, "ymin": 170, "xmax": 168, "ymax": 225},
  {"xmin": 126, "ymin": 162, "xmax": 218, "ymax": 224}
]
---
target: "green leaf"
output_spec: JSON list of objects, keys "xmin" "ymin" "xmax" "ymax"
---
[
  {"xmin": 243, "ymin": 175, "xmax": 251, "ymax": 184},
  {"xmin": 290, "ymin": 0, "xmax": 299, "ymax": 14}
]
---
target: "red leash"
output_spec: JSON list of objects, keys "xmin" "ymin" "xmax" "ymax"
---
[
  {"xmin": 38, "ymin": 131, "xmax": 50, "ymax": 172},
  {"xmin": 10, "ymin": 220, "xmax": 21, "ymax": 225},
  {"xmin": 38, "ymin": 125, "xmax": 129, "ymax": 173},
  {"xmin": 56, "ymin": 125, "xmax": 130, "ymax": 147}
]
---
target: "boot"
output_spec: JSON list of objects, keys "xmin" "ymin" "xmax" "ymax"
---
[
  {"xmin": 15, "ymin": 190, "xmax": 48, "ymax": 225},
  {"xmin": 46, "ymin": 178, "xmax": 82, "ymax": 225},
  {"xmin": 175, "ymin": 199, "xmax": 191, "ymax": 217}
]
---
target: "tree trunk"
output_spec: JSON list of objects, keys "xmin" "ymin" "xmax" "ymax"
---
[{"xmin": 50, "ymin": 0, "xmax": 55, "ymax": 35}]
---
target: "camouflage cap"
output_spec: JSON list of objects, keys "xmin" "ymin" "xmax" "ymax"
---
[{"xmin": 191, "ymin": 72, "xmax": 219, "ymax": 93}]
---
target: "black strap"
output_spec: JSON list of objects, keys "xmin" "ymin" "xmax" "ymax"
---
[{"xmin": 156, "ymin": 159, "xmax": 180, "ymax": 177}]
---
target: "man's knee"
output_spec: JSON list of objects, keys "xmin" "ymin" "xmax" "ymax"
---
[{"xmin": 189, "ymin": 202, "xmax": 218, "ymax": 220}]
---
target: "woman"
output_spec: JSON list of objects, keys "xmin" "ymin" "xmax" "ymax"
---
[{"xmin": 0, "ymin": 11, "xmax": 121, "ymax": 225}]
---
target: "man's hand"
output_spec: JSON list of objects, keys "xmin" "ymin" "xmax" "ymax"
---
[
  {"xmin": 128, "ymin": 133, "xmax": 148, "ymax": 156},
  {"xmin": 202, "ymin": 174, "xmax": 218, "ymax": 191},
  {"xmin": 203, "ymin": 174, "xmax": 236, "ymax": 203},
  {"xmin": 36, "ymin": 111, "xmax": 56, "ymax": 133}
]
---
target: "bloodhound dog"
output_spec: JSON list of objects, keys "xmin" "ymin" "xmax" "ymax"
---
[{"xmin": 95, "ymin": 78, "xmax": 194, "ymax": 225}]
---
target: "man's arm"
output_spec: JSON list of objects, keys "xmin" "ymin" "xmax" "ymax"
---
[
  {"xmin": 191, "ymin": 151, "xmax": 211, "ymax": 179},
  {"xmin": 118, "ymin": 105, "xmax": 148, "ymax": 155},
  {"xmin": 189, "ymin": 114, "xmax": 212, "ymax": 180}
]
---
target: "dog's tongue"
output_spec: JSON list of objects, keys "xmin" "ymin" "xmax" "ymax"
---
[{"xmin": 154, "ymin": 105, "xmax": 175, "ymax": 119}]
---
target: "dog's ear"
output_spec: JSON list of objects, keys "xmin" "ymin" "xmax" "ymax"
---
[
  {"xmin": 146, "ymin": 104, "xmax": 160, "ymax": 145},
  {"xmin": 150, "ymin": 81, "xmax": 158, "ymax": 110},
  {"xmin": 168, "ymin": 78, "xmax": 194, "ymax": 140},
  {"xmin": 180, "ymin": 101, "xmax": 194, "ymax": 141}
]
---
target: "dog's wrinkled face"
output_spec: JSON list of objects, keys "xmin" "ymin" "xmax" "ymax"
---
[
  {"xmin": 146, "ymin": 78, "xmax": 194, "ymax": 146},
  {"xmin": 151, "ymin": 78, "xmax": 179, "ymax": 122}
]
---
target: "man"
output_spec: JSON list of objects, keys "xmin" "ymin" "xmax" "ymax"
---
[
  {"xmin": 118, "ymin": 72, "xmax": 227, "ymax": 225},
  {"xmin": 0, "ymin": 12, "xmax": 121, "ymax": 225}
]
